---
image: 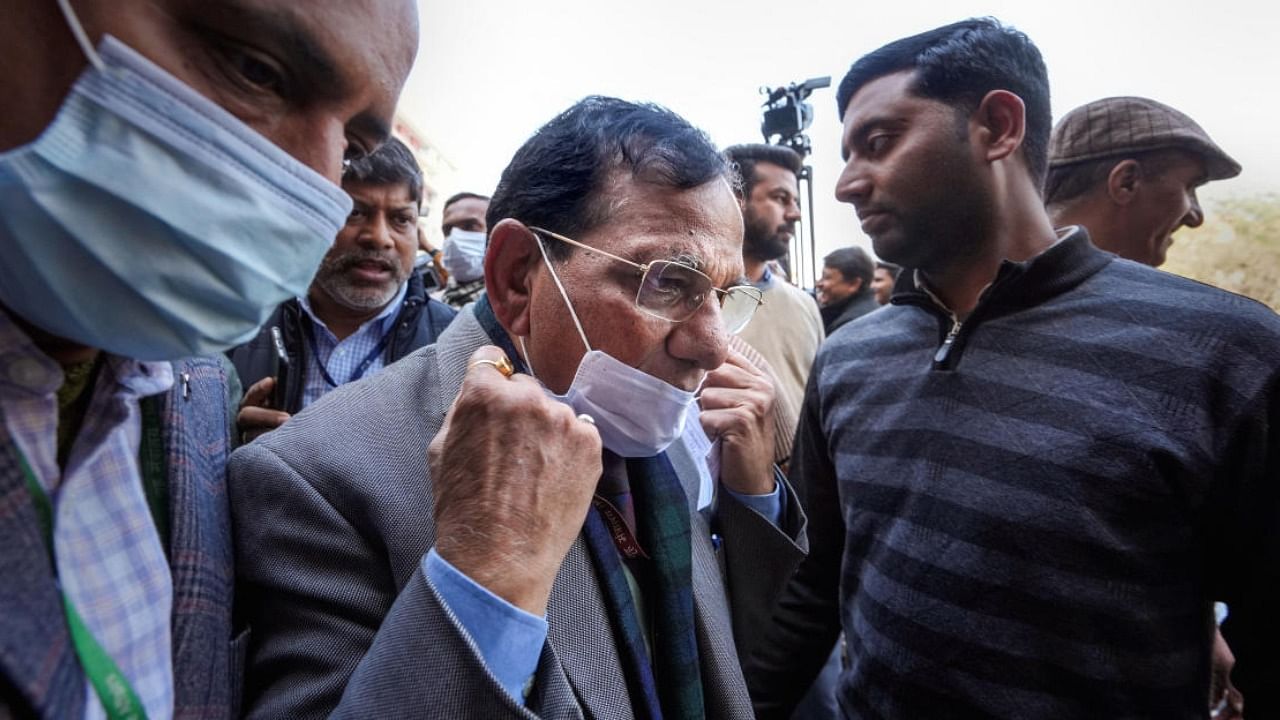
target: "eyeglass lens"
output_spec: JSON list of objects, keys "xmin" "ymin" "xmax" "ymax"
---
[{"xmin": 636, "ymin": 261, "xmax": 759, "ymax": 333}]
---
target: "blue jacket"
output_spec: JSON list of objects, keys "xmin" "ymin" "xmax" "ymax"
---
[{"xmin": 228, "ymin": 270, "xmax": 456, "ymax": 414}]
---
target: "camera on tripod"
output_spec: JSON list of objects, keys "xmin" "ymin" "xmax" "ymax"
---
[{"xmin": 759, "ymin": 76, "xmax": 831, "ymax": 157}]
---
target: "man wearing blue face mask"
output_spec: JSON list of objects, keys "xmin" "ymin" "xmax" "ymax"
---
[
  {"xmin": 228, "ymin": 139, "xmax": 456, "ymax": 440},
  {"xmin": 229, "ymin": 96, "xmax": 808, "ymax": 718},
  {"xmin": 0, "ymin": 0, "xmax": 418, "ymax": 718},
  {"xmin": 438, "ymin": 191, "xmax": 492, "ymax": 309}
]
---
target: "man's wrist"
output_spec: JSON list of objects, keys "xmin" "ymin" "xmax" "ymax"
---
[
  {"xmin": 436, "ymin": 542, "xmax": 556, "ymax": 616},
  {"xmin": 724, "ymin": 469, "xmax": 786, "ymax": 526},
  {"xmin": 720, "ymin": 461, "xmax": 777, "ymax": 495}
]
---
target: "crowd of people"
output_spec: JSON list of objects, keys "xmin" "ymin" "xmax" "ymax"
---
[{"xmin": 1, "ymin": 2, "xmax": 1275, "ymax": 719}]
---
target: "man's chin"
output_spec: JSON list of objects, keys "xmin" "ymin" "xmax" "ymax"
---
[
  {"xmin": 870, "ymin": 233, "xmax": 909, "ymax": 267},
  {"xmin": 323, "ymin": 281, "xmax": 399, "ymax": 312}
]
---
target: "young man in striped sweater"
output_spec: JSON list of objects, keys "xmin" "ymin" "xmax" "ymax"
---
[{"xmin": 747, "ymin": 17, "xmax": 1279, "ymax": 719}]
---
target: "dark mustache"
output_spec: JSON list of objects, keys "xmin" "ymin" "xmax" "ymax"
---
[{"xmin": 333, "ymin": 251, "xmax": 397, "ymax": 273}]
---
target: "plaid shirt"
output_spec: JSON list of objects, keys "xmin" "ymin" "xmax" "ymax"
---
[
  {"xmin": 0, "ymin": 311, "xmax": 175, "ymax": 720},
  {"xmin": 297, "ymin": 283, "xmax": 407, "ymax": 409}
]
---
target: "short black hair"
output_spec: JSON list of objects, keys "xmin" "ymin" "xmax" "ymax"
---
[
  {"xmin": 876, "ymin": 260, "xmax": 902, "ymax": 275},
  {"xmin": 443, "ymin": 191, "xmax": 490, "ymax": 211},
  {"xmin": 836, "ymin": 17, "xmax": 1052, "ymax": 189},
  {"xmin": 723, "ymin": 144, "xmax": 804, "ymax": 199},
  {"xmin": 343, "ymin": 137, "xmax": 424, "ymax": 207},
  {"xmin": 824, "ymin": 246, "xmax": 875, "ymax": 291},
  {"xmin": 487, "ymin": 96, "xmax": 731, "ymax": 260}
]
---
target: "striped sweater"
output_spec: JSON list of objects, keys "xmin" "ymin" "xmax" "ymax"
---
[{"xmin": 749, "ymin": 230, "xmax": 1280, "ymax": 719}]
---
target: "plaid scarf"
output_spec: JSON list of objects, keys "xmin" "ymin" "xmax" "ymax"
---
[
  {"xmin": 474, "ymin": 297, "xmax": 704, "ymax": 719},
  {"xmin": 583, "ymin": 453, "xmax": 705, "ymax": 720}
]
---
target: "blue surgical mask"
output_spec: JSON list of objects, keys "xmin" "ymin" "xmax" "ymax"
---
[
  {"xmin": 441, "ymin": 229, "xmax": 487, "ymax": 284},
  {"xmin": 521, "ymin": 234, "xmax": 700, "ymax": 458},
  {"xmin": 0, "ymin": 4, "xmax": 351, "ymax": 360}
]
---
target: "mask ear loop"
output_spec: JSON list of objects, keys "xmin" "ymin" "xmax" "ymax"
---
[
  {"xmin": 531, "ymin": 230, "xmax": 592, "ymax": 354},
  {"xmin": 517, "ymin": 335, "xmax": 538, "ymax": 378},
  {"xmin": 57, "ymin": 0, "xmax": 106, "ymax": 72}
]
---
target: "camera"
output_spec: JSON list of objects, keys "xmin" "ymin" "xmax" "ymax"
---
[
  {"xmin": 757, "ymin": 76, "xmax": 831, "ymax": 287},
  {"xmin": 759, "ymin": 76, "xmax": 831, "ymax": 157}
]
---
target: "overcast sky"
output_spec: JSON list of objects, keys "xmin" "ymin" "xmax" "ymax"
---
[{"xmin": 402, "ymin": 0, "xmax": 1278, "ymax": 286}]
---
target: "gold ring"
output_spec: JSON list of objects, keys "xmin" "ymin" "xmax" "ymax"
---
[
  {"xmin": 470, "ymin": 356, "xmax": 515, "ymax": 378},
  {"xmin": 576, "ymin": 413, "xmax": 595, "ymax": 425}
]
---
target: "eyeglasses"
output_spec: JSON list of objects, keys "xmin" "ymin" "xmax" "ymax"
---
[{"xmin": 528, "ymin": 226, "xmax": 764, "ymax": 334}]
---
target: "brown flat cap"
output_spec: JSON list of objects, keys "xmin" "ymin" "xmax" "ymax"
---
[{"xmin": 1049, "ymin": 96, "xmax": 1241, "ymax": 180}]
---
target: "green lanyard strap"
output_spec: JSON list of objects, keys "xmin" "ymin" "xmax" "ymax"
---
[{"xmin": 13, "ymin": 444, "xmax": 150, "ymax": 720}]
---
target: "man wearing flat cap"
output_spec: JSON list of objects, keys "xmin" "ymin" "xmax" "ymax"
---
[
  {"xmin": 1045, "ymin": 96, "xmax": 1241, "ymax": 267},
  {"xmin": 1048, "ymin": 96, "xmax": 1248, "ymax": 717}
]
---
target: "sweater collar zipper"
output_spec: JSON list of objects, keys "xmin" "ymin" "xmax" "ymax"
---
[{"xmin": 909, "ymin": 270, "xmax": 969, "ymax": 368}]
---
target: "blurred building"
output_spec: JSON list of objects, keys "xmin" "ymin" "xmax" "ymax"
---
[{"xmin": 393, "ymin": 115, "xmax": 455, "ymax": 249}]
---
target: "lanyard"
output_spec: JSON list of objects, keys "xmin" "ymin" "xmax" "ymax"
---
[
  {"xmin": 302, "ymin": 319, "xmax": 392, "ymax": 389},
  {"xmin": 592, "ymin": 494, "xmax": 649, "ymax": 560},
  {"xmin": 12, "ymin": 443, "xmax": 149, "ymax": 720}
]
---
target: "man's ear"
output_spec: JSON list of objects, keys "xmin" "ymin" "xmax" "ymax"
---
[
  {"xmin": 851, "ymin": 277, "xmax": 864, "ymax": 294},
  {"xmin": 973, "ymin": 89, "xmax": 1026, "ymax": 165},
  {"xmin": 484, "ymin": 218, "xmax": 540, "ymax": 337},
  {"xmin": 1105, "ymin": 159, "xmax": 1142, "ymax": 206}
]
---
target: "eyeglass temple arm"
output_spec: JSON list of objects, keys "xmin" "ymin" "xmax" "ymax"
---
[
  {"xmin": 530, "ymin": 226, "xmax": 762, "ymax": 305},
  {"xmin": 528, "ymin": 226, "xmax": 647, "ymax": 272}
]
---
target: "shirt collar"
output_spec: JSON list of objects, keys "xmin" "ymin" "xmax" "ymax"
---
[
  {"xmin": 751, "ymin": 263, "xmax": 776, "ymax": 291},
  {"xmin": 903, "ymin": 226, "xmax": 1105, "ymax": 319}
]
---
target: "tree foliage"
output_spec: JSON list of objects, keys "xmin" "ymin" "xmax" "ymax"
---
[{"xmin": 1163, "ymin": 193, "xmax": 1280, "ymax": 312}]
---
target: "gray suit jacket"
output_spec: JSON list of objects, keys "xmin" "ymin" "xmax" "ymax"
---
[{"xmin": 230, "ymin": 306, "xmax": 807, "ymax": 719}]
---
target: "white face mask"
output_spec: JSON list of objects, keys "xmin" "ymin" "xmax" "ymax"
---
[
  {"xmin": 0, "ymin": 4, "xmax": 351, "ymax": 360},
  {"xmin": 521, "ymin": 234, "xmax": 699, "ymax": 457},
  {"xmin": 441, "ymin": 228, "xmax": 487, "ymax": 283}
]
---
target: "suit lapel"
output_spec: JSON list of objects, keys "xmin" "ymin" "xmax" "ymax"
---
[
  {"xmin": 689, "ymin": 511, "xmax": 753, "ymax": 719},
  {"xmin": 668, "ymin": 423, "xmax": 755, "ymax": 719},
  {"xmin": 0, "ymin": 435, "xmax": 86, "ymax": 718},
  {"xmin": 547, "ymin": 536, "xmax": 635, "ymax": 720},
  {"xmin": 432, "ymin": 306, "xmax": 496, "ymax": 410}
]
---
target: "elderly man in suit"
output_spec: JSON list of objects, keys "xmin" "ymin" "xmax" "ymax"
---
[{"xmin": 230, "ymin": 96, "xmax": 807, "ymax": 718}]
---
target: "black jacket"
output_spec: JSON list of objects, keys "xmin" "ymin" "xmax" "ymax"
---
[
  {"xmin": 819, "ymin": 290, "xmax": 879, "ymax": 335},
  {"xmin": 228, "ymin": 271, "xmax": 456, "ymax": 414}
]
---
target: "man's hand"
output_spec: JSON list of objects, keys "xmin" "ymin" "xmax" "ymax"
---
[
  {"xmin": 429, "ymin": 346, "xmax": 602, "ymax": 616},
  {"xmin": 699, "ymin": 347, "xmax": 777, "ymax": 495},
  {"xmin": 416, "ymin": 223, "xmax": 437, "ymax": 256},
  {"xmin": 237, "ymin": 377, "xmax": 290, "ymax": 443}
]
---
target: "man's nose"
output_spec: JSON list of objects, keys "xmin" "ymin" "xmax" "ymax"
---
[
  {"xmin": 1183, "ymin": 192, "xmax": 1205, "ymax": 228},
  {"xmin": 835, "ymin": 160, "xmax": 870, "ymax": 205},
  {"xmin": 273, "ymin": 117, "xmax": 349, "ymax": 185},
  {"xmin": 670, "ymin": 298, "xmax": 730, "ymax": 372},
  {"xmin": 784, "ymin": 198, "xmax": 802, "ymax": 223},
  {"xmin": 359, "ymin": 214, "xmax": 395, "ymax": 250}
]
